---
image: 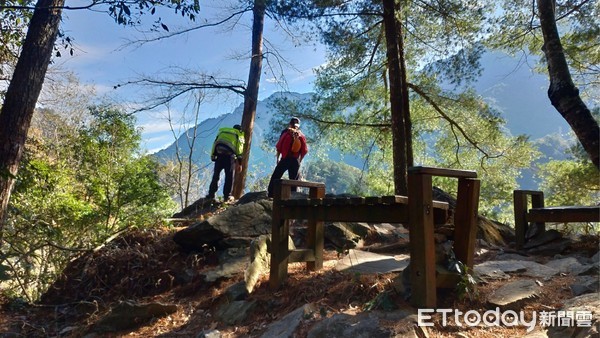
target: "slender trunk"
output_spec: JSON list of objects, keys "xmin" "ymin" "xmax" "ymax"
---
[
  {"xmin": 397, "ymin": 1, "xmax": 412, "ymax": 168},
  {"xmin": 232, "ymin": 0, "xmax": 266, "ymax": 198},
  {"xmin": 0, "ymin": 0, "xmax": 65, "ymax": 239},
  {"xmin": 536, "ymin": 0, "xmax": 599, "ymax": 168},
  {"xmin": 382, "ymin": 0, "xmax": 409, "ymax": 195}
]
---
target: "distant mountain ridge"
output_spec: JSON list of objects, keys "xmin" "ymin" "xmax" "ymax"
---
[{"xmin": 153, "ymin": 52, "xmax": 575, "ymax": 193}]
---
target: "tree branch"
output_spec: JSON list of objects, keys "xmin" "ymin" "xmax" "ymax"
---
[{"xmin": 408, "ymin": 83, "xmax": 491, "ymax": 158}]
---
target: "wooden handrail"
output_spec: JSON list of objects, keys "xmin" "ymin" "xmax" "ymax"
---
[{"xmin": 408, "ymin": 166, "xmax": 477, "ymax": 179}]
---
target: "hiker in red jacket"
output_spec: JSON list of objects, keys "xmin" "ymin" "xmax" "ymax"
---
[{"xmin": 267, "ymin": 117, "xmax": 308, "ymax": 197}]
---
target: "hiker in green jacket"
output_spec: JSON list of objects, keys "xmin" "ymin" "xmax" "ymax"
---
[{"xmin": 207, "ymin": 124, "xmax": 245, "ymax": 202}]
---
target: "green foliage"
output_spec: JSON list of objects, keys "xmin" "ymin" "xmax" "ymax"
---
[
  {"xmin": 455, "ymin": 266, "xmax": 479, "ymax": 302},
  {"xmin": 105, "ymin": 0, "xmax": 201, "ymax": 27},
  {"xmin": 363, "ymin": 290, "xmax": 396, "ymax": 311},
  {"xmin": 2, "ymin": 107, "xmax": 175, "ymax": 301},
  {"xmin": 304, "ymin": 159, "xmax": 364, "ymax": 195}
]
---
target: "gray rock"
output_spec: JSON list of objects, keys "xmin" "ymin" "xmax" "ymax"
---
[
  {"xmin": 570, "ymin": 264, "xmax": 599, "ymax": 276},
  {"xmin": 92, "ymin": 300, "xmax": 178, "ymax": 333},
  {"xmin": 325, "ymin": 222, "xmax": 365, "ymax": 249},
  {"xmin": 237, "ymin": 191, "xmax": 269, "ymax": 204},
  {"xmin": 335, "ymin": 249, "xmax": 409, "ymax": 274},
  {"xmin": 345, "ymin": 222, "xmax": 372, "ymax": 238},
  {"xmin": 495, "ymin": 253, "xmax": 536, "ymax": 261},
  {"xmin": 307, "ymin": 312, "xmax": 391, "ymax": 338},
  {"xmin": 245, "ymin": 235, "xmax": 273, "ymax": 293},
  {"xmin": 203, "ymin": 254, "xmax": 248, "ymax": 282},
  {"xmin": 487, "ymin": 279, "xmax": 540, "ymax": 311},
  {"xmin": 527, "ymin": 238, "xmax": 572, "ymax": 256},
  {"xmin": 208, "ymin": 200, "xmax": 273, "ymax": 237},
  {"xmin": 523, "ymin": 229, "xmax": 563, "ymax": 249},
  {"xmin": 173, "ymin": 199, "xmax": 273, "ymax": 252},
  {"xmin": 547, "ymin": 293, "xmax": 600, "ymax": 338},
  {"xmin": 215, "ymin": 300, "xmax": 257, "ymax": 325},
  {"xmin": 518, "ymin": 260, "xmax": 560, "ymax": 279},
  {"xmin": 223, "ymin": 281, "xmax": 249, "ymax": 302},
  {"xmin": 197, "ymin": 329, "xmax": 221, "ymax": 338},
  {"xmin": 260, "ymin": 303, "xmax": 317, "ymax": 338},
  {"xmin": 473, "ymin": 260, "xmax": 559, "ymax": 279},
  {"xmin": 592, "ymin": 251, "xmax": 599, "ymax": 263},
  {"xmin": 474, "ymin": 260, "xmax": 527, "ymax": 280},
  {"xmin": 545, "ymin": 257, "xmax": 583, "ymax": 274},
  {"xmin": 570, "ymin": 276, "xmax": 599, "ymax": 297},
  {"xmin": 173, "ymin": 220, "xmax": 227, "ymax": 252}
]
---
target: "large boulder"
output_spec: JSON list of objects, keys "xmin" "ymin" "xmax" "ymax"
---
[{"xmin": 173, "ymin": 199, "xmax": 273, "ymax": 252}]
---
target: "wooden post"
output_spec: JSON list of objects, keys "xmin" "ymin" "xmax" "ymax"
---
[
  {"xmin": 513, "ymin": 190, "xmax": 528, "ymax": 249},
  {"xmin": 307, "ymin": 185, "xmax": 325, "ymax": 271},
  {"xmin": 514, "ymin": 190, "xmax": 545, "ymax": 249},
  {"xmin": 531, "ymin": 191, "xmax": 546, "ymax": 235},
  {"xmin": 453, "ymin": 178, "xmax": 480, "ymax": 269},
  {"xmin": 269, "ymin": 180, "xmax": 291, "ymax": 289},
  {"xmin": 408, "ymin": 172, "xmax": 436, "ymax": 308}
]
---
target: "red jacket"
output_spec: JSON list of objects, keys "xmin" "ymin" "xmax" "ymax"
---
[{"xmin": 276, "ymin": 129, "xmax": 308, "ymax": 159}]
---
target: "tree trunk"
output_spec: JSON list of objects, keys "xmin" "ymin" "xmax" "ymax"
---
[
  {"xmin": 0, "ymin": 0, "xmax": 65, "ymax": 238},
  {"xmin": 382, "ymin": 0, "xmax": 411, "ymax": 195},
  {"xmin": 232, "ymin": 0, "xmax": 266, "ymax": 198},
  {"xmin": 396, "ymin": 0, "xmax": 413, "ymax": 170},
  {"xmin": 536, "ymin": 0, "xmax": 599, "ymax": 168}
]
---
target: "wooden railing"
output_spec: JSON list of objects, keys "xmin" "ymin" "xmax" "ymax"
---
[
  {"xmin": 269, "ymin": 166, "xmax": 480, "ymax": 308},
  {"xmin": 513, "ymin": 190, "xmax": 600, "ymax": 249}
]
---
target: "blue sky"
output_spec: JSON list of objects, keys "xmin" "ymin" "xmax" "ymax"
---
[{"xmin": 55, "ymin": 1, "xmax": 326, "ymax": 153}]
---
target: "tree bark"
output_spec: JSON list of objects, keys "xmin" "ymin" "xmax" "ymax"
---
[
  {"xmin": 0, "ymin": 0, "xmax": 65, "ymax": 238},
  {"xmin": 232, "ymin": 0, "xmax": 266, "ymax": 198},
  {"xmin": 536, "ymin": 0, "xmax": 599, "ymax": 168},
  {"xmin": 382, "ymin": 0, "xmax": 411, "ymax": 195}
]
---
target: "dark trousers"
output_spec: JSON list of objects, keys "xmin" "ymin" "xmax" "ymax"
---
[
  {"xmin": 208, "ymin": 154, "xmax": 235, "ymax": 199},
  {"xmin": 267, "ymin": 157, "xmax": 301, "ymax": 197}
]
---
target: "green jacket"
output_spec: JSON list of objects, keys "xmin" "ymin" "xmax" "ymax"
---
[{"xmin": 211, "ymin": 127, "xmax": 245, "ymax": 160}]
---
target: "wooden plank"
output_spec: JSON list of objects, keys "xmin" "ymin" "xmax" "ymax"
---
[
  {"xmin": 282, "ymin": 204, "xmax": 410, "ymax": 223},
  {"xmin": 322, "ymin": 197, "xmax": 335, "ymax": 206},
  {"xmin": 408, "ymin": 172, "xmax": 437, "ymax": 308},
  {"xmin": 365, "ymin": 196, "xmax": 382, "ymax": 205},
  {"xmin": 432, "ymin": 200, "xmax": 449, "ymax": 210},
  {"xmin": 311, "ymin": 198, "xmax": 324, "ymax": 206},
  {"xmin": 279, "ymin": 179, "xmax": 326, "ymax": 189},
  {"xmin": 527, "ymin": 206, "xmax": 600, "ymax": 223},
  {"xmin": 332, "ymin": 197, "xmax": 351, "ymax": 205},
  {"xmin": 408, "ymin": 166, "xmax": 477, "ymax": 179},
  {"xmin": 381, "ymin": 195, "xmax": 409, "ymax": 204},
  {"xmin": 453, "ymin": 178, "xmax": 480, "ymax": 269},
  {"xmin": 285, "ymin": 198, "xmax": 311, "ymax": 207},
  {"xmin": 281, "ymin": 203, "xmax": 449, "ymax": 225},
  {"xmin": 350, "ymin": 196, "xmax": 366, "ymax": 205}
]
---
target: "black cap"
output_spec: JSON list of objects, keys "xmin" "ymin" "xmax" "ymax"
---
[
  {"xmin": 289, "ymin": 117, "xmax": 300, "ymax": 128},
  {"xmin": 233, "ymin": 124, "xmax": 242, "ymax": 131}
]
